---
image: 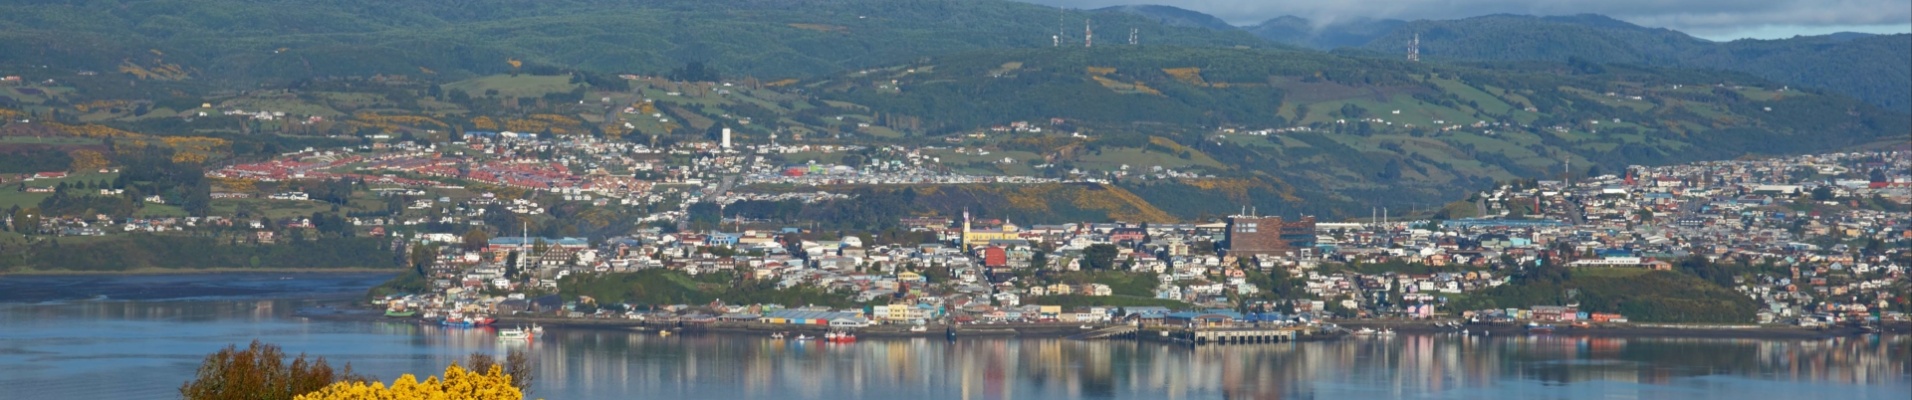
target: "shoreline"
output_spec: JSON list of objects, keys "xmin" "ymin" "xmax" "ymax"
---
[
  {"xmin": 296, "ymin": 307, "xmax": 1911, "ymax": 341},
  {"xmin": 1330, "ymin": 319, "xmax": 1909, "ymax": 340},
  {"xmin": 0, "ymin": 267, "xmax": 405, "ymax": 277}
]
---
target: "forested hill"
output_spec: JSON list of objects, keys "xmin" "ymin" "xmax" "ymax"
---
[
  {"xmin": 1093, "ymin": 5, "xmax": 1240, "ymax": 32},
  {"xmin": 807, "ymin": 46, "xmax": 1910, "ymax": 218},
  {"xmin": 1347, "ymin": 15, "xmax": 1912, "ymax": 112},
  {"xmin": 1100, "ymin": 7, "xmax": 1911, "ymax": 111},
  {"xmin": 0, "ymin": 0, "xmax": 1266, "ymax": 84}
]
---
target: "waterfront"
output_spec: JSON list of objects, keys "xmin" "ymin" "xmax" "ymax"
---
[{"xmin": 0, "ymin": 274, "xmax": 1907, "ymax": 399}]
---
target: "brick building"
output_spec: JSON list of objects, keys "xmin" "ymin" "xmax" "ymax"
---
[{"xmin": 1225, "ymin": 215, "xmax": 1317, "ymax": 257}]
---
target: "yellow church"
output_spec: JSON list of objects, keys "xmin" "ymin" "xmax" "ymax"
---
[{"xmin": 961, "ymin": 210, "xmax": 1021, "ymax": 250}]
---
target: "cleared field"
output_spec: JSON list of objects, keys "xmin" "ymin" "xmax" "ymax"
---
[{"xmin": 446, "ymin": 75, "xmax": 582, "ymax": 98}]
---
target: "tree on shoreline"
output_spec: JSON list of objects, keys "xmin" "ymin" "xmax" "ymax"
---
[{"xmin": 179, "ymin": 341, "xmax": 369, "ymax": 400}]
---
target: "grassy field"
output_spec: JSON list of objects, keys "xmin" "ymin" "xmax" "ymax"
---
[
  {"xmin": 1428, "ymin": 77, "xmax": 1514, "ymax": 115},
  {"xmin": 218, "ymin": 93, "xmax": 347, "ymax": 117},
  {"xmin": 1074, "ymin": 148, "xmax": 1220, "ymax": 172},
  {"xmin": 211, "ymin": 198, "xmax": 349, "ymax": 220},
  {"xmin": 0, "ymin": 136, "xmax": 100, "ymax": 146},
  {"xmin": 446, "ymin": 75, "xmax": 582, "ymax": 98},
  {"xmin": 0, "ymin": 189, "xmax": 52, "ymax": 210}
]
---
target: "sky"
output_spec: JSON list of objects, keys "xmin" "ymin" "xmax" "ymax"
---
[{"xmin": 1019, "ymin": 0, "xmax": 1912, "ymax": 41}]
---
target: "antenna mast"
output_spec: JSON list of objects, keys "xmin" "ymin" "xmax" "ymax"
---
[
  {"xmin": 1084, "ymin": 19, "xmax": 1093, "ymax": 48},
  {"xmin": 1407, "ymin": 33, "xmax": 1420, "ymax": 62},
  {"xmin": 1056, "ymin": 11, "xmax": 1067, "ymax": 47}
]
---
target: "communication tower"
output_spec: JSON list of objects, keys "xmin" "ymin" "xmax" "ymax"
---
[
  {"xmin": 1407, "ymin": 33, "xmax": 1420, "ymax": 62},
  {"xmin": 1084, "ymin": 19, "xmax": 1093, "ymax": 48}
]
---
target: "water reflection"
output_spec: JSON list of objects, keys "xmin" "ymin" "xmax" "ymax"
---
[
  {"xmin": 524, "ymin": 328, "xmax": 1908, "ymax": 399},
  {"xmin": 0, "ymin": 299, "xmax": 1907, "ymax": 399}
]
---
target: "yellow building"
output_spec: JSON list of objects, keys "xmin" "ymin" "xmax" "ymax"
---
[{"xmin": 961, "ymin": 210, "xmax": 1020, "ymax": 250}]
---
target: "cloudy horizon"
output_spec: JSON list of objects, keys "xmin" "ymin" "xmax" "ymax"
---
[{"xmin": 1019, "ymin": 0, "xmax": 1912, "ymax": 41}]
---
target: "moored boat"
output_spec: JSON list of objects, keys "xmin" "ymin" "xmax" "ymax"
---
[
  {"xmin": 384, "ymin": 310, "xmax": 416, "ymax": 318},
  {"xmin": 825, "ymin": 331, "xmax": 856, "ymax": 343},
  {"xmin": 1527, "ymin": 322, "xmax": 1556, "ymax": 334},
  {"xmin": 498, "ymin": 327, "xmax": 529, "ymax": 341}
]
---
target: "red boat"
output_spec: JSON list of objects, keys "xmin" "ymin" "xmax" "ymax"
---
[{"xmin": 824, "ymin": 331, "xmax": 857, "ymax": 343}]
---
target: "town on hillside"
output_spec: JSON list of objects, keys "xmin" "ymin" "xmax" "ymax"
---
[{"xmin": 8, "ymin": 124, "xmax": 1900, "ymax": 335}]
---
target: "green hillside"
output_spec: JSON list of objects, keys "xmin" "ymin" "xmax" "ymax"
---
[
  {"xmin": 0, "ymin": 0, "xmax": 1267, "ymax": 83},
  {"xmin": 1347, "ymin": 15, "xmax": 1912, "ymax": 111},
  {"xmin": 805, "ymin": 46, "xmax": 1909, "ymax": 219}
]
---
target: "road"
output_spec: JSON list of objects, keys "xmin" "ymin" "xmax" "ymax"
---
[{"xmin": 675, "ymin": 175, "xmax": 737, "ymax": 231}]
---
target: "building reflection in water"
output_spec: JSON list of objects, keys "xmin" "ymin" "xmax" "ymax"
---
[{"xmin": 505, "ymin": 330, "xmax": 1907, "ymax": 399}]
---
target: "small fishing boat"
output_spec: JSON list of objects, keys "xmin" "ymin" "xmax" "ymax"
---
[
  {"xmin": 384, "ymin": 310, "xmax": 416, "ymax": 318},
  {"xmin": 771, "ymin": 332, "xmax": 786, "ymax": 340},
  {"xmin": 441, "ymin": 315, "xmax": 471, "ymax": 327},
  {"xmin": 1527, "ymin": 322, "xmax": 1555, "ymax": 334},
  {"xmin": 793, "ymin": 334, "xmax": 813, "ymax": 341},
  {"xmin": 908, "ymin": 325, "xmax": 928, "ymax": 333},
  {"xmin": 497, "ymin": 327, "xmax": 529, "ymax": 341},
  {"xmin": 825, "ymin": 331, "xmax": 856, "ymax": 343}
]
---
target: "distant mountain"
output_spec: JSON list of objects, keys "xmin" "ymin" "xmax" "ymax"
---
[
  {"xmin": 1351, "ymin": 15, "xmax": 1912, "ymax": 110},
  {"xmin": 1232, "ymin": 14, "xmax": 1911, "ymax": 111},
  {"xmin": 0, "ymin": 0, "xmax": 1268, "ymax": 84},
  {"xmin": 1094, "ymin": 5, "xmax": 1240, "ymax": 32},
  {"xmin": 1818, "ymin": 32, "xmax": 1878, "ymax": 42},
  {"xmin": 1245, "ymin": 16, "xmax": 1406, "ymax": 49}
]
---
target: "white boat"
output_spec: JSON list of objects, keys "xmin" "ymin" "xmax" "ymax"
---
[
  {"xmin": 771, "ymin": 332, "xmax": 786, "ymax": 339},
  {"xmin": 793, "ymin": 334, "xmax": 813, "ymax": 341},
  {"xmin": 908, "ymin": 326, "xmax": 928, "ymax": 333},
  {"xmin": 497, "ymin": 327, "xmax": 529, "ymax": 341},
  {"xmin": 1377, "ymin": 329, "xmax": 1396, "ymax": 336},
  {"xmin": 1352, "ymin": 327, "xmax": 1378, "ymax": 336},
  {"xmin": 530, "ymin": 324, "xmax": 544, "ymax": 335}
]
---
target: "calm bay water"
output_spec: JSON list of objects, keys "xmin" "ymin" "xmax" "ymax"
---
[{"xmin": 0, "ymin": 274, "xmax": 1907, "ymax": 399}]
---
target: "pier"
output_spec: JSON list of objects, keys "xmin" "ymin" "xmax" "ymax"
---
[{"xmin": 1075, "ymin": 325, "xmax": 1304, "ymax": 345}]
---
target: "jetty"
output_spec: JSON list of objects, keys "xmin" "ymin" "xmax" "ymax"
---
[{"xmin": 1074, "ymin": 324, "xmax": 1306, "ymax": 345}]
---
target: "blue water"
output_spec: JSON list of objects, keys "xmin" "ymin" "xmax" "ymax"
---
[{"xmin": 0, "ymin": 274, "xmax": 1906, "ymax": 399}]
